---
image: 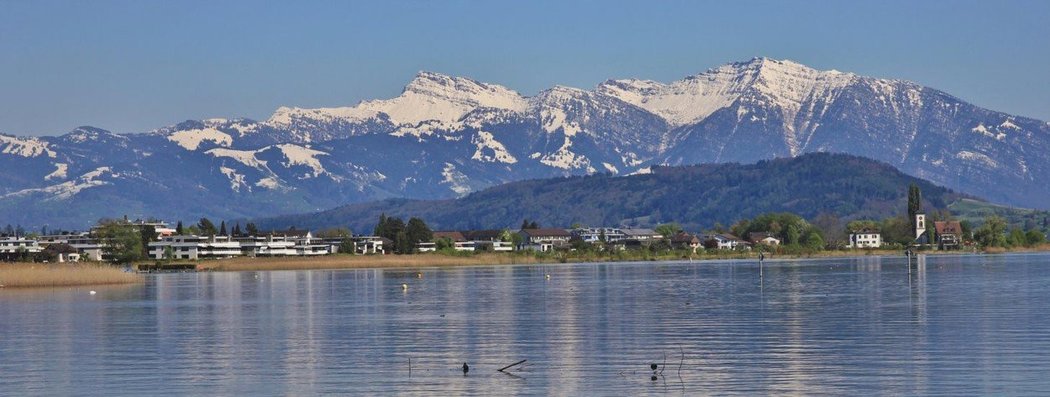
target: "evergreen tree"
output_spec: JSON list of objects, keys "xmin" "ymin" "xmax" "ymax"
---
[
  {"xmin": 404, "ymin": 217, "xmax": 433, "ymax": 253},
  {"xmin": 529, "ymin": 221, "xmax": 539, "ymax": 229},
  {"xmin": 197, "ymin": 218, "xmax": 217, "ymax": 236},
  {"xmin": 908, "ymin": 183, "xmax": 922, "ymax": 231},
  {"xmin": 521, "ymin": 219, "xmax": 530, "ymax": 230},
  {"xmin": 245, "ymin": 222, "xmax": 259, "ymax": 236},
  {"xmin": 175, "ymin": 221, "xmax": 184, "ymax": 235},
  {"xmin": 219, "ymin": 221, "xmax": 227, "ymax": 236},
  {"xmin": 232, "ymin": 223, "xmax": 242, "ymax": 237}
]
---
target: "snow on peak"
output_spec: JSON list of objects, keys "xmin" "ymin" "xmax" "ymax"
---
[
  {"xmin": 167, "ymin": 127, "xmax": 233, "ymax": 150},
  {"xmin": 598, "ymin": 57, "xmax": 857, "ymax": 127},
  {"xmin": 266, "ymin": 71, "xmax": 528, "ymax": 131},
  {"xmin": 0, "ymin": 134, "xmax": 57, "ymax": 158}
]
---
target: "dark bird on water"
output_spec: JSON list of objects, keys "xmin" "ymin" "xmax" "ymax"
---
[
  {"xmin": 462, "ymin": 363, "xmax": 469, "ymax": 374},
  {"xmin": 650, "ymin": 363, "xmax": 658, "ymax": 371}
]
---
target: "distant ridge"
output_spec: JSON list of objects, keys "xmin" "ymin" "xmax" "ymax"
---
[{"xmin": 251, "ymin": 153, "xmax": 967, "ymax": 232}]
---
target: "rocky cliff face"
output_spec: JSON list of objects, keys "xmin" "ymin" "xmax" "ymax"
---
[{"xmin": 1, "ymin": 58, "xmax": 1046, "ymax": 228}]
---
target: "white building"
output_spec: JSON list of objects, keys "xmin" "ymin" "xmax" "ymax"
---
[
  {"xmin": 701, "ymin": 233, "xmax": 748, "ymax": 250},
  {"xmin": 148, "ymin": 235, "xmax": 242, "ymax": 260},
  {"xmin": 352, "ymin": 236, "xmax": 386, "ymax": 254},
  {"xmin": 0, "ymin": 237, "xmax": 42, "ymax": 258},
  {"xmin": 848, "ymin": 230, "xmax": 883, "ymax": 248},
  {"xmin": 235, "ymin": 236, "xmax": 297, "ymax": 257}
]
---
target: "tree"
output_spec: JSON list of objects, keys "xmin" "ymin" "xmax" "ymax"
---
[
  {"xmin": 219, "ymin": 221, "xmax": 227, "ymax": 236},
  {"xmin": 1025, "ymin": 230, "xmax": 1046, "ymax": 246},
  {"xmin": 232, "ymin": 223, "xmax": 243, "ymax": 237},
  {"xmin": 404, "ymin": 217, "xmax": 433, "ymax": 254},
  {"xmin": 139, "ymin": 225, "xmax": 156, "ymax": 258},
  {"xmin": 974, "ymin": 216, "xmax": 1008, "ymax": 247},
  {"xmin": 245, "ymin": 222, "xmax": 259, "ymax": 237},
  {"xmin": 1008, "ymin": 229, "xmax": 1027, "ymax": 247},
  {"xmin": 197, "ymin": 218, "xmax": 217, "ymax": 236},
  {"xmin": 655, "ymin": 223, "xmax": 682, "ymax": 238},
  {"xmin": 802, "ymin": 229, "xmax": 825, "ymax": 250},
  {"xmin": 908, "ymin": 183, "xmax": 923, "ymax": 231},
  {"xmin": 175, "ymin": 221, "xmax": 184, "ymax": 235},
  {"xmin": 521, "ymin": 219, "xmax": 530, "ymax": 230},
  {"xmin": 812, "ymin": 213, "xmax": 845, "ymax": 248},
  {"xmin": 95, "ymin": 221, "xmax": 143, "ymax": 264},
  {"xmin": 374, "ymin": 214, "xmax": 407, "ymax": 253}
]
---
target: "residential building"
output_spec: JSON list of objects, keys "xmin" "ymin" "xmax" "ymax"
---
[
  {"xmin": 0, "ymin": 237, "xmax": 42, "ymax": 260},
  {"xmin": 701, "ymin": 233, "xmax": 748, "ymax": 250},
  {"xmin": 848, "ymin": 230, "xmax": 883, "ymax": 248},
  {"xmin": 518, "ymin": 228, "xmax": 572, "ymax": 251},
  {"xmin": 148, "ymin": 235, "xmax": 242, "ymax": 260},
  {"xmin": 352, "ymin": 236, "xmax": 388, "ymax": 254},
  {"xmin": 462, "ymin": 230, "xmax": 514, "ymax": 252},
  {"xmin": 620, "ymin": 228, "xmax": 663, "ymax": 241},
  {"xmin": 934, "ymin": 221, "xmax": 963, "ymax": 250},
  {"xmin": 749, "ymin": 232, "xmax": 782, "ymax": 246},
  {"xmin": 234, "ymin": 236, "xmax": 297, "ymax": 257},
  {"xmin": 570, "ymin": 227, "xmax": 627, "ymax": 243},
  {"xmin": 670, "ymin": 232, "xmax": 701, "ymax": 252}
]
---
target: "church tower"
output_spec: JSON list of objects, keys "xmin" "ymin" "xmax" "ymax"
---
[{"xmin": 915, "ymin": 213, "xmax": 927, "ymax": 241}]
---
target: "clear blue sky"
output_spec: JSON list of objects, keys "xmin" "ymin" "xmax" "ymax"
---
[{"xmin": 2, "ymin": 0, "xmax": 1048, "ymax": 136}]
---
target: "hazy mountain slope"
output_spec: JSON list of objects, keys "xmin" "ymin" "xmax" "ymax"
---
[{"xmin": 252, "ymin": 153, "xmax": 966, "ymax": 233}]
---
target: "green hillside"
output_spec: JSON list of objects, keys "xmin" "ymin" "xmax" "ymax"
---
[{"xmin": 253, "ymin": 153, "xmax": 970, "ymax": 233}]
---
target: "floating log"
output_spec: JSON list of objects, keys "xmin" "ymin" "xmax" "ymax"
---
[{"xmin": 498, "ymin": 359, "xmax": 527, "ymax": 372}]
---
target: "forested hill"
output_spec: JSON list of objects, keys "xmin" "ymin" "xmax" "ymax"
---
[{"xmin": 253, "ymin": 153, "xmax": 968, "ymax": 232}]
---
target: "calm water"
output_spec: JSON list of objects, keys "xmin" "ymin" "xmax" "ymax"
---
[{"xmin": 3, "ymin": 253, "xmax": 1050, "ymax": 395}]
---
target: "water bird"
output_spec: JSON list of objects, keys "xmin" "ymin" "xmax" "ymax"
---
[
  {"xmin": 650, "ymin": 363, "xmax": 658, "ymax": 371},
  {"xmin": 401, "ymin": 283, "xmax": 408, "ymax": 290},
  {"xmin": 462, "ymin": 363, "xmax": 469, "ymax": 374},
  {"xmin": 417, "ymin": 272, "xmax": 422, "ymax": 278},
  {"xmin": 89, "ymin": 291, "xmax": 96, "ymax": 295},
  {"xmin": 545, "ymin": 274, "xmax": 551, "ymax": 280}
]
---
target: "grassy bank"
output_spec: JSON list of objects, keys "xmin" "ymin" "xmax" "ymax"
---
[{"xmin": 0, "ymin": 264, "xmax": 143, "ymax": 288}]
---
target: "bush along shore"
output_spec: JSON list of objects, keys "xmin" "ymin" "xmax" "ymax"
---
[{"xmin": 0, "ymin": 264, "xmax": 143, "ymax": 289}]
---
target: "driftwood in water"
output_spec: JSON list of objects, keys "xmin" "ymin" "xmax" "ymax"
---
[{"xmin": 498, "ymin": 359, "xmax": 527, "ymax": 372}]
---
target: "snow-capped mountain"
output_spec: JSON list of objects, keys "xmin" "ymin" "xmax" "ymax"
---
[{"xmin": 2, "ymin": 57, "xmax": 1048, "ymax": 228}]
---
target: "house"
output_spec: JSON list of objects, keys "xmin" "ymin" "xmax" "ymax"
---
[
  {"xmin": 462, "ymin": 230, "xmax": 514, "ymax": 252},
  {"xmin": 148, "ymin": 235, "xmax": 242, "ymax": 260},
  {"xmin": 620, "ymin": 228, "xmax": 663, "ymax": 241},
  {"xmin": 934, "ymin": 221, "xmax": 964, "ymax": 250},
  {"xmin": 430, "ymin": 231, "xmax": 476, "ymax": 251},
  {"xmin": 670, "ymin": 232, "xmax": 701, "ymax": 252},
  {"xmin": 848, "ymin": 229, "xmax": 883, "ymax": 248},
  {"xmin": 701, "ymin": 233, "xmax": 748, "ymax": 250},
  {"xmin": 352, "ymin": 236, "xmax": 388, "ymax": 254},
  {"xmin": 749, "ymin": 232, "xmax": 781, "ymax": 246},
  {"xmin": 518, "ymin": 228, "xmax": 572, "ymax": 251}
]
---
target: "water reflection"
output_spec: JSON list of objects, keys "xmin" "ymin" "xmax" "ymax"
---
[{"xmin": 3, "ymin": 254, "xmax": 1050, "ymax": 394}]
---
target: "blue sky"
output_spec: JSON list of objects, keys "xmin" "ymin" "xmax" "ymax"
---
[{"xmin": 1, "ymin": 0, "xmax": 1048, "ymax": 136}]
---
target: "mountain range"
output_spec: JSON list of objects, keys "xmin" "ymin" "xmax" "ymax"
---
[{"xmin": 1, "ymin": 57, "xmax": 1047, "ymax": 229}]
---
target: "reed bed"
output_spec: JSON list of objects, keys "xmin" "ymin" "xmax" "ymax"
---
[
  {"xmin": 0, "ymin": 263, "xmax": 143, "ymax": 288},
  {"xmin": 198, "ymin": 253, "xmax": 548, "ymax": 272}
]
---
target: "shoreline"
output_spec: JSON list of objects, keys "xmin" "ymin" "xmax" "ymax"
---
[
  {"xmin": 190, "ymin": 246, "xmax": 1050, "ymax": 273},
  {"xmin": 3, "ymin": 246, "xmax": 1046, "ymax": 289}
]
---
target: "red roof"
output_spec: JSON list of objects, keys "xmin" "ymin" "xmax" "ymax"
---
[
  {"xmin": 433, "ymin": 231, "xmax": 467, "ymax": 242},
  {"xmin": 934, "ymin": 221, "xmax": 963, "ymax": 235}
]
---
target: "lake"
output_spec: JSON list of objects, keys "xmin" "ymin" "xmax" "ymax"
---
[{"xmin": 3, "ymin": 253, "xmax": 1050, "ymax": 395}]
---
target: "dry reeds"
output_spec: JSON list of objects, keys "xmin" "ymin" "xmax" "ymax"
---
[
  {"xmin": 197, "ymin": 253, "xmax": 547, "ymax": 272},
  {"xmin": 0, "ymin": 263, "xmax": 143, "ymax": 288}
]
